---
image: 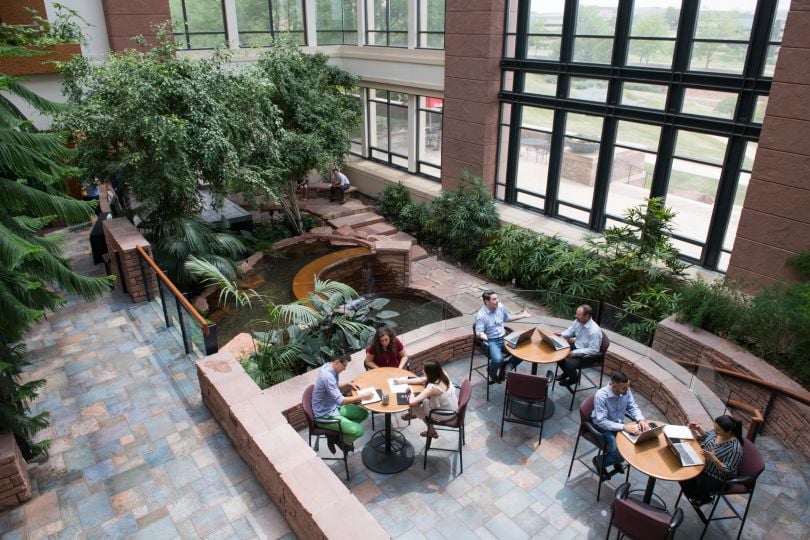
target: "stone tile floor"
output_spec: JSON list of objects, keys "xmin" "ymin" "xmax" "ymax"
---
[
  {"xmin": 3, "ymin": 224, "xmax": 809, "ymax": 539},
  {"xmin": 314, "ymin": 358, "xmax": 810, "ymax": 539}
]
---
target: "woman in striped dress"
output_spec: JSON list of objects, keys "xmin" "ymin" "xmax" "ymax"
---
[{"xmin": 680, "ymin": 414, "xmax": 744, "ymax": 506}]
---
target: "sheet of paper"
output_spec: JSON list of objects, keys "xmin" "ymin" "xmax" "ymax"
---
[
  {"xmin": 388, "ymin": 378, "xmax": 409, "ymax": 394},
  {"xmin": 664, "ymin": 424, "xmax": 695, "ymax": 440},
  {"xmin": 359, "ymin": 387, "xmax": 381, "ymax": 405}
]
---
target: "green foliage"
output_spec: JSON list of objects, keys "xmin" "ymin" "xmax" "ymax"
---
[
  {"xmin": 377, "ymin": 182, "xmax": 411, "ymax": 224},
  {"xmin": 247, "ymin": 213, "xmax": 317, "ymax": 253},
  {"xmin": 788, "ymin": 251, "xmax": 810, "ymax": 281},
  {"xmin": 241, "ymin": 329, "xmax": 301, "ymax": 389},
  {"xmin": 184, "ymin": 255, "xmax": 261, "ymax": 309},
  {"xmin": 0, "ymin": 4, "xmax": 87, "ymax": 47},
  {"xmin": 1, "ymin": 38, "xmax": 114, "ymax": 459},
  {"xmin": 676, "ymin": 279, "xmax": 745, "ymax": 336},
  {"xmin": 420, "ymin": 172, "xmax": 499, "ymax": 260}
]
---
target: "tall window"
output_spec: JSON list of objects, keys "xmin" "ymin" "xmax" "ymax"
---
[
  {"xmin": 316, "ymin": 0, "xmax": 357, "ymax": 45},
  {"xmin": 417, "ymin": 0, "xmax": 444, "ymax": 49},
  {"xmin": 498, "ymin": 0, "xmax": 785, "ymax": 270},
  {"xmin": 170, "ymin": 0, "xmax": 228, "ymax": 49},
  {"xmin": 417, "ymin": 97, "xmax": 442, "ymax": 179},
  {"xmin": 235, "ymin": 0, "xmax": 306, "ymax": 46},
  {"xmin": 366, "ymin": 0, "xmax": 408, "ymax": 47},
  {"xmin": 367, "ymin": 90, "xmax": 408, "ymax": 168}
]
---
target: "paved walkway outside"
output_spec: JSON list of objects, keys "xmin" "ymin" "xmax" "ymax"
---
[{"xmin": 2, "ymin": 213, "xmax": 808, "ymax": 539}]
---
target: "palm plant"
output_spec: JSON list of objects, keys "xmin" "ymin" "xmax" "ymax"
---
[
  {"xmin": 184, "ymin": 255, "xmax": 261, "ymax": 309},
  {"xmin": 1, "ymin": 45, "xmax": 115, "ymax": 459}
]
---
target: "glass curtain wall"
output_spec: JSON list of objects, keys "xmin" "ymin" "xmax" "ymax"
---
[
  {"xmin": 366, "ymin": 0, "xmax": 408, "ymax": 46},
  {"xmin": 417, "ymin": 97, "xmax": 443, "ymax": 178},
  {"xmin": 170, "ymin": 0, "xmax": 228, "ymax": 49},
  {"xmin": 316, "ymin": 0, "xmax": 358, "ymax": 44},
  {"xmin": 418, "ymin": 0, "xmax": 445, "ymax": 49},
  {"xmin": 497, "ymin": 0, "xmax": 788, "ymax": 271},
  {"xmin": 235, "ymin": 0, "xmax": 307, "ymax": 46}
]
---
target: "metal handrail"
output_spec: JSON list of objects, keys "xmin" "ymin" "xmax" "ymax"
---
[{"xmin": 135, "ymin": 245, "xmax": 210, "ymax": 336}]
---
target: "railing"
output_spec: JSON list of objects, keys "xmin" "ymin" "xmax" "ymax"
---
[{"xmin": 135, "ymin": 245, "xmax": 218, "ymax": 356}]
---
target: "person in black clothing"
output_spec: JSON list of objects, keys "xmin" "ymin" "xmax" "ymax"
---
[{"xmin": 680, "ymin": 414, "xmax": 744, "ymax": 506}]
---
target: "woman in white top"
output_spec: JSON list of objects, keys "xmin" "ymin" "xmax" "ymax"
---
[{"xmin": 397, "ymin": 360, "xmax": 458, "ymax": 439}]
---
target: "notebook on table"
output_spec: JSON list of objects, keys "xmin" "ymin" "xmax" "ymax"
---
[
  {"xmin": 665, "ymin": 434, "xmax": 704, "ymax": 467},
  {"xmin": 359, "ymin": 387, "xmax": 381, "ymax": 405},
  {"xmin": 504, "ymin": 328, "xmax": 534, "ymax": 348},
  {"xmin": 538, "ymin": 330, "xmax": 571, "ymax": 351},
  {"xmin": 621, "ymin": 422, "xmax": 664, "ymax": 444},
  {"xmin": 396, "ymin": 393, "xmax": 410, "ymax": 405}
]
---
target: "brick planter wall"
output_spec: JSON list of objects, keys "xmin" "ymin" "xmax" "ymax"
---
[
  {"xmin": 102, "ymin": 218, "xmax": 159, "ymax": 303},
  {"xmin": 0, "ymin": 433, "xmax": 31, "ymax": 510},
  {"xmin": 653, "ymin": 315, "xmax": 810, "ymax": 456}
]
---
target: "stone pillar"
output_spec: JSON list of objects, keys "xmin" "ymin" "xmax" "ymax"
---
[
  {"xmin": 102, "ymin": 218, "xmax": 159, "ymax": 303},
  {"xmin": 0, "ymin": 433, "xmax": 31, "ymax": 510},
  {"xmin": 100, "ymin": 0, "xmax": 170, "ymax": 51},
  {"xmin": 441, "ymin": 0, "xmax": 505, "ymax": 190},
  {"xmin": 726, "ymin": 5, "xmax": 810, "ymax": 287},
  {"xmin": 373, "ymin": 239, "xmax": 412, "ymax": 289}
]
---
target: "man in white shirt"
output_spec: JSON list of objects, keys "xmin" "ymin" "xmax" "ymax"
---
[
  {"xmin": 330, "ymin": 168, "xmax": 351, "ymax": 204},
  {"xmin": 554, "ymin": 304, "xmax": 603, "ymax": 386}
]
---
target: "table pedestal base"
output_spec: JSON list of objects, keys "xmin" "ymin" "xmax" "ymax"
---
[
  {"xmin": 509, "ymin": 399, "xmax": 555, "ymax": 421},
  {"xmin": 362, "ymin": 430, "xmax": 415, "ymax": 474}
]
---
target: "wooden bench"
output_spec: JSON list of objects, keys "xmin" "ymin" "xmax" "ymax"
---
[{"xmin": 308, "ymin": 182, "xmax": 359, "ymax": 199}]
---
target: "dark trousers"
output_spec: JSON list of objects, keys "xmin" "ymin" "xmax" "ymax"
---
[
  {"xmin": 558, "ymin": 347, "xmax": 599, "ymax": 380},
  {"xmin": 680, "ymin": 473, "xmax": 726, "ymax": 500},
  {"xmin": 330, "ymin": 184, "xmax": 349, "ymax": 201}
]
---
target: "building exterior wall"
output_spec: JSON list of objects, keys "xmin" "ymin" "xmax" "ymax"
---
[
  {"xmin": 100, "ymin": 0, "xmax": 170, "ymax": 52},
  {"xmin": 727, "ymin": 3, "xmax": 810, "ymax": 287}
]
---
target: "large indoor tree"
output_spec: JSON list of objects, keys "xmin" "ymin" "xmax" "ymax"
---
[
  {"xmin": 57, "ymin": 26, "xmax": 281, "ymax": 288},
  {"xmin": 0, "ymin": 46, "xmax": 115, "ymax": 459},
  {"xmin": 255, "ymin": 41, "xmax": 361, "ymax": 234}
]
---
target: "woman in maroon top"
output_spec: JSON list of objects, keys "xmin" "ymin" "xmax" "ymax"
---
[{"xmin": 364, "ymin": 327, "xmax": 409, "ymax": 369}]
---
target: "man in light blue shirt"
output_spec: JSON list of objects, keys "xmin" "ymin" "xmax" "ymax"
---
[
  {"xmin": 474, "ymin": 290, "xmax": 532, "ymax": 382},
  {"xmin": 330, "ymin": 168, "xmax": 351, "ymax": 204},
  {"xmin": 592, "ymin": 371, "xmax": 650, "ymax": 478},
  {"xmin": 312, "ymin": 350, "xmax": 372, "ymax": 453},
  {"xmin": 555, "ymin": 304, "xmax": 603, "ymax": 386}
]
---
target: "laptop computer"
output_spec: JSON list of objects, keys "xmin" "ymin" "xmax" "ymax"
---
[
  {"xmin": 665, "ymin": 434, "xmax": 704, "ymax": 467},
  {"xmin": 621, "ymin": 421, "xmax": 664, "ymax": 444},
  {"xmin": 538, "ymin": 329, "xmax": 571, "ymax": 351},
  {"xmin": 504, "ymin": 328, "xmax": 534, "ymax": 348}
]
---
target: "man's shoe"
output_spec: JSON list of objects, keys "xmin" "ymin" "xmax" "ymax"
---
[
  {"xmin": 612, "ymin": 462, "xmax": 626, "ymax": 475},
  {"xmin": 496, "ymin": 365, "xmax": 507, "ymax": 382},
  {"xmin": 560, "ymin": 377, "xmax": 578, "ymax": 387},
  {"xmin": 592, "ymin": 456, "xmax": 612, "ymax": 482},
  {"xmin": 326, "ymin": 439, "xmax": 337, "ymax": 455},
  {"xmin": 337, "ymin": 441, "xmax": 354, "ymax": 454}
]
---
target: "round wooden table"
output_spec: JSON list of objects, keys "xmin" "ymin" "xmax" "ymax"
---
[
  {"xmin": 616, "ymin": 423, "xmax": 704, "ymax": 507},
  {"xmin": 504, "ymin": 328, "xmax": 569, "ymax": 420},
  {"xmin": 354, "ymin": 367, "xmax": 422, "ymax": 474}
]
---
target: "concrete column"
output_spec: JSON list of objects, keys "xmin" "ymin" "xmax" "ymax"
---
[
  {"xmin": 440, "ymin": 0, "xmax": 505, "ymax": 190},
  {"xmin": 726, "ymin": 5, "xmax": 810, "ymax": 287},
  {"xmin": 408, "ymin": 0, "xmax": 417, "ymax": 49},
  {"xmin": 223, "ymin": 0, "xmax": 240, "ymax": 49},
  {"xmin": 408, "ymin": 93, "xmax": 418, "ymax": 171},
  {"xmin": 304, "ymin": 0, "xmax": 317, "ymax": 46}
]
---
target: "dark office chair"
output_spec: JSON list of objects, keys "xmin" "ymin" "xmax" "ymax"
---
[
  {"xmin": 469, "ymin": 325, "xmax": 513, "ymax": 401},
  {"xmin": 607, "ymin": 483, "xmax": 684, "ymax": 540},
  {"xmin": 423, "ymin": 379, "xmax": 472, "ymax": 475},
  {"xmin": 302, "ymin": 385, "xmax": 352, "ymax": 481},
  {"xmin": 500, "ymin": 370, "xmax": 553, "ymax": 445},
  {"xmin": 567, "ymin": 394, "xmax": 627, "ymax": 501},
  {"xmin": 675, "ymin": 438, "xmax": 765, "ymax": 540},
  {"xmin": 553, "ymin": 332, "xmax": 610, "ymax": 411}
]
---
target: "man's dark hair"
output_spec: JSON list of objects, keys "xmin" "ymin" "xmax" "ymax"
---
[
  {"xmin": 331, "ymin": 349, "xmax": 350, "ymax": 363},
  {"xmin": 578, "ymin": 304, "xmax": 593, "ymax": 317},
  {"xmin": 482, "ymin": 290, "xmax": 496, "ymax": 302},
  {"xmin": 610, "ymin": 370, "xmax": 629, "ymax": 384}
]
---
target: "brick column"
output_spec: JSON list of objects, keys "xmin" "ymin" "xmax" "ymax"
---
[
  {"xmin": 0, "ymin": 433, "xmax": 31, "ymax": 510},
  {"xmin": 441, "ymin": 0, "xmax": 505, "ymax": 191},
  {"xmin": 100, "ymin": 0, "xmax": 170, "ymax": 51},
  {"xmin": 102, "ymin": 218, "xmax": 159, "ymax": 303},
  {"xmin": 726, "ymin": 5, "xmax": 810, "ymax": 287}
]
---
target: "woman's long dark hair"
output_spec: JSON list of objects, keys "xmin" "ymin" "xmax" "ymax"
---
[
  {"xmin": 423, "ymin": 360, "xmax": 449, "ymax": 387},
  {"xmin": 372, "ymin": 326, "xmax": 397, "ymax": 353},
  {"xmin": 715, "ymin": 414, "xmax": 744, "ymax": 443}
]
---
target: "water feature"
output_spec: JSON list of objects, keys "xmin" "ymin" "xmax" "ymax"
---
[{"xmin": 214, "ymin": 242, "xmax": 458, "ymax": 346}]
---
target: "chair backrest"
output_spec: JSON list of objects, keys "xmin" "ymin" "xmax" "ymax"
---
[
  {"xmin": 600, "ymin": 332, "xmax": 610, "ymax": 354},
  {"xmin": 302, "ymin": 385, "xmax": 315, "ymax": 430},
  {"xmin": 506, "ymin": 372, "xmax": 548, "ymax": 401},
  {"xmin": 613, "ymin": 497, "xmax": 678, "ymax": 539},
  {"xmin": 579, "ymin": 394, "xmax": 596, "ymax": 426},
  {"xmin": 455, "ymin": 379, "xmax": 473, "ymax": 425},
  {"xmin": 736, "ymin": 439, "xmax": 765, "ymax": 489}
]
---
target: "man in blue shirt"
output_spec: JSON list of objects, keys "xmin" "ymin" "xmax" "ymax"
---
[
  {"xmin": 555, "ymin": 304, "xmax": 603, "ymax": 386},
  {"xmin": 330, "ymin": 168, "xmax": 351, "ymax": 204},
  {"xmin": 474, "ymin": 290, "xmax": 532, "ymax": 383},
  {"xmin": 312, "ymin": 350, "xmax": 372, "ymax": 453},
  {"xmin": 592, "ymin": 371, "xmax": 650, "ymax": 479}
]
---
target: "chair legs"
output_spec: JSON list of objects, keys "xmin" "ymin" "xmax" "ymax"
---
[
  {"xmin": 567, "ymin": 432, "xmax": 609, "ymax": 501},
  {"xmin": 423, "ymin": 424, "xmax": 465, "ymax": 475},
  {"xmin": 676, "ymin": 488, "xmax": 754, "ymax": 540}
]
